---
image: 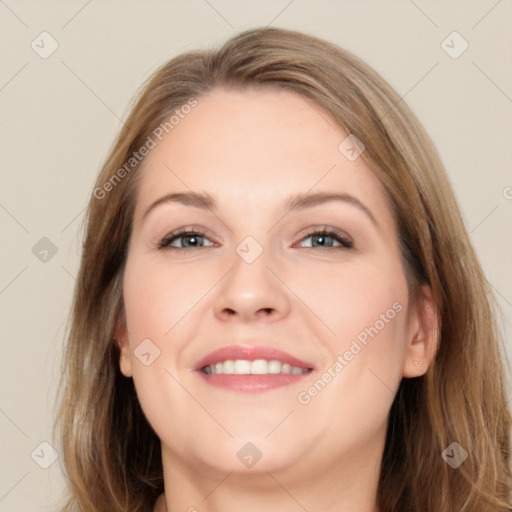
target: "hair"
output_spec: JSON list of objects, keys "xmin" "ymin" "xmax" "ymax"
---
[{"xmin": 53, "ymin": 26, "xmax": 512, "ymax": 511}]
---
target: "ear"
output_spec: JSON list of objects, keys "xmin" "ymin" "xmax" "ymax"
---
[
  {"xmin": 402, "ymin": 284, "xmax": 439, "ymax": 378},
  {"xmin": 115, "ymin": 314, "xmax": 133, "ymax": 378}
]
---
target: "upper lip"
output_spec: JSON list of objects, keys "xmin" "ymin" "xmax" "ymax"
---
[{"xmin": 194, "ymin": 345, "xmax": 314, "ymax": 371}]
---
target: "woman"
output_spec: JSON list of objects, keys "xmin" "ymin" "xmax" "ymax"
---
[{"xmin": 53, "ymin": 27, "xmax": 512, "ymax": 511}]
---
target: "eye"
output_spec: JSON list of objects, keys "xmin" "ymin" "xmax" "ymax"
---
[
  {"xmin": 158, "ymin": 226, "xmax": 353, "ymax": 251},
  {"xmin": 158, "ymin": 229, "xmax": 215, "ymax": 250},
  {"xmin": 295, "ymin": 227, "xmax": 353, "ymax": 250}
]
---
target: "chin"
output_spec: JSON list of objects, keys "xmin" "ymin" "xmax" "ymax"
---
[{"xmin": 181, "ymin": 433, "xmax": 312, "ymax": 477}]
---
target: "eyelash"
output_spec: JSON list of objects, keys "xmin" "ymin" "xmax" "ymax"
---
[{"xmin": 157, "ymin": 226, "xmax": 354, "ymax": 251}]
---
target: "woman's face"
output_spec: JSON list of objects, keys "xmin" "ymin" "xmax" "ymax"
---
[{"xmin": 117, "ymin": 87, "xmax": 432, "ymax": 481}]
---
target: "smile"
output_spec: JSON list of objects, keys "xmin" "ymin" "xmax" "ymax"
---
[
  {"xmin": 202, "ymin": 359, "xmax": 309, "ymax": 375},
  {"xmin": 195, "ymin": 345, "xmax": 314, "ymax": 392}
]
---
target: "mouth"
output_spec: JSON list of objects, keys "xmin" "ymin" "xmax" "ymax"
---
[{"xmin": 194, "ymin": 345, "xmax": 314, "ymax": 393}]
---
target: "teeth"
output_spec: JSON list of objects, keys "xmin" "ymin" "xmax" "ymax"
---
[
  {"xmin": 234, "ymin": 360, "xmax": 251, "ymax": 374},
  {"xmin": 203, "ymin": 359, "xmax": 308, "ymax": 375},
  {"xmin": 223, "ymin": 360, "xmax": 234, "ymax": 374},
  {"xmin": 268, "ymin": 360, "xmax": 281, "ymax": 374},
  {"xmin": 251, "ymin": 359, "xmax": 268, "ymax": 374}
]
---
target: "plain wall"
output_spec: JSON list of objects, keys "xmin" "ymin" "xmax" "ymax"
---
[{"xmin": 0, "ymin": 1, "xmax": 511, "ymax": 510}]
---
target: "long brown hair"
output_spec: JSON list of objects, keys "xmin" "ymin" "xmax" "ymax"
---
[{"xmin": 53, "ymin": 27, "xmax": 512, "ymax": 511}]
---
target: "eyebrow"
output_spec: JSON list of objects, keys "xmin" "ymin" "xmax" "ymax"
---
[{"xmin": 141, "ymin": 191, "xmax": 378, "ymax": 227}]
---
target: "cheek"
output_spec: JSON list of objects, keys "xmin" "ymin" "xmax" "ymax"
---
[
  {"xmin": 122, "ymin": 255, "xmax": 217, "ymax": 342},
  {"xmin": 295, "ymin": 277, "xmax": 407, "ymax": 454},
  {"xmin": 127, "ymin": 363, "xmax": 204, "ymax": 454},
  {"xmin": 292, "ymin": 256, "xmax": 408, "ymax": 412},
  {"xmin": 120, "ymin": 256, "xmax": 210, "ymax": 448},
  {"xmin": 288, "ymin": 255, "xmax": 408, "ymax": 352}
]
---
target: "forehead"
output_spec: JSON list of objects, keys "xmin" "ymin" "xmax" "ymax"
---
[{"xmin": 133, "ymin": 86, "xmax": 391, "ymax": 226}]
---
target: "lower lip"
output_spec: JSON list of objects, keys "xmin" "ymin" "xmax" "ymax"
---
[{"xmin": 197, "ymin": 371, "xmax": 312, "ymax": 392}]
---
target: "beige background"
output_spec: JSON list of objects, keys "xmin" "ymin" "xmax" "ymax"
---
[{"xmin": 1, "ymin": 1, "xmax": 511, "ymax": 510}]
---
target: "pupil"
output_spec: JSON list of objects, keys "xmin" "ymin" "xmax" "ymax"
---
[
  {"xmin": 186, "ymin": 235, "xmax": 199, "ymax": 246},
  {"xmin": 315, "ymin": 235, "xmax": 328, "ymax": 246}
]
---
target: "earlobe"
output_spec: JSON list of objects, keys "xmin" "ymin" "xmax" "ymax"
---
[
  {"xmin": 115, "ymin": 317, "xmax": 133, "ymax": 378},
  {"xmin": 402, "ymin": 285, "xmax": 439, "ymax": 378}
]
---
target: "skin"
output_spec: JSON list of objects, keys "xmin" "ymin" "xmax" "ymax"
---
[{"xmin": 116, "ymin": 87, "xmax": 438, "ymax": 512}]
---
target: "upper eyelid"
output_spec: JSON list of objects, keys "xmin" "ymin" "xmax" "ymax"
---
[{"xmin": 162, "ymin": 227, "xmax": 217, "ymax": 242}]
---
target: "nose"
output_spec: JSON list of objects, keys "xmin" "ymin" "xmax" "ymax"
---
[{"xmin": 213, "ymin": 244, "xmax": 291, "ymax": 323}]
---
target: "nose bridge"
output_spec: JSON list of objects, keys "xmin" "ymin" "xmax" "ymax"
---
[{"xmin": 212, "ymin": 232, "xmax": 290, "ymax": 322}]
